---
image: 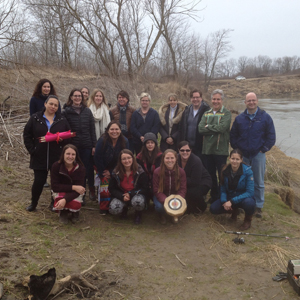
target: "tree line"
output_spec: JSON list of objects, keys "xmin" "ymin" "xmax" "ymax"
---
[{"xmin": 1, "ymin": 0, "xmax": 299, "ymax": 92}]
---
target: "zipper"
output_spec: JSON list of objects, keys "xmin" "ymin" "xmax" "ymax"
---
[{"xmin": 168, "ymin": 170, "xmax": 171, "ymax": 195}]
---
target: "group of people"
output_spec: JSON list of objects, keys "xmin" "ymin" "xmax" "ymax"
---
[{"xmin": 24, "ymin": 78, "xmax": 276, "ymax": 229}]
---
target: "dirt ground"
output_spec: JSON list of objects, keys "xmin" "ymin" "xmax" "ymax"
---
[
  {"xmin": 1, "ymin": 145, "xmax": 300, "ymax": 300},
  {"xmin": 1, "ymin": 68, "xmax": 300, "ymax": 299}
]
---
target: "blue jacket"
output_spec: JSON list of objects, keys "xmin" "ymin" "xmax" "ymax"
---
[
  {"xmin": 230, "ymin": 107, "xmax": 276, "ymax": 159},
  {"xmin": 220, "ymin": 164, "xmax": 254, "ymax": 204},
  {"xmin": 130, "ymin": 108, "xmax": 160, "ymax": 143}
]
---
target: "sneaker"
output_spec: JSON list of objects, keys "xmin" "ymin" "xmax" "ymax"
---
[
  {"xmin": 26, "ymin": 204, "xmax": 37, "ymax": 212},
  {"xmin": 99, "ymin": 209, "xmax": 108, "ymax": 215},
  {"xmin": 255, "ymin": 207, "xmax": 262, "ymax": 218},
  {"xmin": 43, "ymin": 182, "xmax": 50, "ymax": 188}
]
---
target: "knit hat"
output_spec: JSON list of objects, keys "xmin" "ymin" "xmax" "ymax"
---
[{"xmin": 143, "ymin": 132, "xmax": 158, "ymax": 145}]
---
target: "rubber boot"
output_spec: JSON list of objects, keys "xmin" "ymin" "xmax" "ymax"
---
[
  {"xmin": 134, "ymin": 211, "xmax": 142, "ymax": 225},
  {"xmin": 230, "ymin": 208, "xmax": 239, "ymax": 221},
  {"xmin": 240, "ymin": 215, "xmax": 252, "ymax": 231},
  {"xmin": 120, "ymin": 206, "xmax": 128, "ymax": 220}
]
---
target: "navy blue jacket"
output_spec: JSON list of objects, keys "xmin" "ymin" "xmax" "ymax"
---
[
  {"xmin": 220, "ymin": 164, "xmax": 254, "ymax": 204},
  {"xmin": 230, "ymin": 107, "xmax": 276, "ymax": 159},
  {"xmin": 30, "ymin": 95, "xmax": 61, "ymax": 116},
  {"xmin": 130, "ymin": 108, "xmax": 160, "ymax": 143}
]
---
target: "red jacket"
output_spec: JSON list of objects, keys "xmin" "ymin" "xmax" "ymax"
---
[{"xmin": 152, "ymin": 167, "xmax": 186, "ymax": 204}]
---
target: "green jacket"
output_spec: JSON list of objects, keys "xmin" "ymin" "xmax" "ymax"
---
[{"xmin": 198, "ymin": 106, "xmax": 231, "ymax": 155}]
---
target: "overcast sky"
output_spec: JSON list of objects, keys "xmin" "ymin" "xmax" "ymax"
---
[{"xmin": 190, "ymin": 0, "xmax": 300, "ymax": 60}]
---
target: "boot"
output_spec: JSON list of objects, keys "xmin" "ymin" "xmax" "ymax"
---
[
  {"xmin": 134, "ymin": 211, "xmax": 142, "ymax": 225},
  {"xmin": 89, "ymin": 186, "xmax": 96, "ymax": 201},
  {"xmin": 120, "ymin": 206, "xmax": 128, "ymax": 220},
  {"xmin": 71, "ymin": 212, "xmax": 80, "ymax": 224},
  {"xmin": 59, "ymin": 210, "xmax": 69, "ymax": 225},
  {"xmin": 240, "ymin": 215, "xmax": 252, "ymax": 231},
  {"xmin": 26, "ymin": 202, "xmax": 37, "ymax": 212},
  {"xmin": 159, "ymin": 213, "xmax": 167, "ymax": 225},
  {"xmin": 230, "ymin": 208, "xmax": 239, "ymax": 221}
]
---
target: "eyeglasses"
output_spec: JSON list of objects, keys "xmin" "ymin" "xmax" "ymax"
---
[
  {"xmin": 73, "ymin": 95, "xmax": 82, "ymax": 98},
  {"xmin": 179, "ymin": 149, "xmax": 191, "ymax": 152}
]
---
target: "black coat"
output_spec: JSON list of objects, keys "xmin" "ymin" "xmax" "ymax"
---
[
  {"xmin": 23, "ymin": 109, "xmax": 71, "ymax": 170},
  {"xmin": 179, "ymin": 102, "xmax": 210, "ymax": 152},
  {"xmin": 178, "ymin": 153, "xmax": 212, "ymax": 189},
  {"xmin": 108, "ymin": 165, "xmax": 149, "ymax": 201},
  {"xmin": 62, "ymin": 105, "xmax": 97, "ymax": 149}
]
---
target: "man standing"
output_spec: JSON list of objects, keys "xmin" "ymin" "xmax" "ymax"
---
[
  {"xmin": 198, "ymin": 89, "xmax": 231, "ymax": 203},
  {"xmin": 180, "ymin": 89, "xmax": 210, "ymax": 159},
  {"xmin": 230, "ymin": 92, "xmax": 276, "ymax": 218}
]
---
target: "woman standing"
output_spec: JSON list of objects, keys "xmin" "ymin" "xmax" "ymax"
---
[
  {"xmin": 210, "ymin": 149, "xmax": 255, "ymax": 230},
  {"xmin": 81, "ymin": 87, "xmax": 90, "ymax": 106},
  {"xmin": 63, "ymin": 89, "xmax": 97, "ymax": 204},
  {"xmin": 178, "ymin": 141, "xmax": 212, "ymax": 214},
  {"xmin": 29, "ymin": 79, "xmax": 60, "ymax": 116},
  {"xmin": 130, "ymin": 93, "xmax": 160, "ymax": 154},
  {"xmin": 51, "ymin": 144, "xmax": 86, "ymax": 224},
  {"xmin": 94, "ymin": 121, "xmax": 129, "ymax": 213},
  {"xmin": 24, "ymin": 95, "xmax": 70, "ymax": 211},
  {"xmin": 152, "ymin": 149, "xmax": 186, "ymax": 224},
  {"xmin": 158, "ymin": 94, "xmax": 186, "ymax": 152},
  {"xmin": 87, "ymin": 89, "xmax": 111, "ymax": 140},
  {"xmin": 136, "ymin": 132, "xmax": 162, "ymax": 202},
  {"xmin": 108, "ymin": 150, "xmax": 149, "ymax": 224}
]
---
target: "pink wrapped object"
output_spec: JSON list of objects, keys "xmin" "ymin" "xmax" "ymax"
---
[{"xmin": 39, "ymin": 130, "xmax": 76, "ymax": 143}]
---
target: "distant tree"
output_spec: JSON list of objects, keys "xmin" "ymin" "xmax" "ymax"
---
[{"xmin": 237, "ymin": 56, "xmax": 248, "ymax": 74}]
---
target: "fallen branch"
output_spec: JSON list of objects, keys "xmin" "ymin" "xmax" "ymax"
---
[
  {"xmin": 0, "ymin": 113, "xmax": 13, "ymax": 148},
  {"xmin": 174, "ymin": 253, "xmax": 186, "ymax": 266}
]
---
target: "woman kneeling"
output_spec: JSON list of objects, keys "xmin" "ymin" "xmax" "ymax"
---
[
  {"xmin": 210, "ymin": 149, "xmax": 255, "ymax": 230},
  {"xmin": 51, "ymin": 144, "xmax": 86, "ymax": 224},
  {"xmin": 108, "ymin": 150, "xmax": 149, "ymax": 225}
]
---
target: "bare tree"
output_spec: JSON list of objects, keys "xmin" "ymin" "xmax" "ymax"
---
[{"xmin": 202, "ymin": 29, "xmax": 233, "ymax": 91}]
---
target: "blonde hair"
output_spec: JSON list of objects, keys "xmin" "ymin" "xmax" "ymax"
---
[
  {"xmin": 140, "ymin": 92, "xmax": 151, "ymax": 101},
  {"xmin": 87, "ymin": 89, "xmax": 109, "ymax": 108}
]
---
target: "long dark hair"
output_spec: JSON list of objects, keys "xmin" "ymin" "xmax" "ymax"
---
[
  {"xmin": 139, "ymin": 142, "xmax": 161, "ymax": 165},
  {"xmin": 65, "ymin": 88, "xmax": 86, "ymax": 107},
  {"xmin": 114, "ymin": 149, "xmax": 138, "ymax": 180},
  {"xmin": 158, "ymin": 149, "xmax": 180, "ymax": 193},
  {"xmin": 220, "ymin": 148, "xmax": 243, "ymax": 184},
  {"xmin": 32, "ymin": 79, "xmax": 56, "ymax": 97},
  {"xmin": 58, "ymin": 144, "xmax": 83, "ymax": 166},
  {"xmin": 101, "ymin": 120, "xmax": 126, "ymax": 149}
]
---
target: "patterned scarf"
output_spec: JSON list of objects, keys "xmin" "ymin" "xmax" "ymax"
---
[{"xmin": 118, "ymin": 102, "xmax": 128, "ymax": 135}]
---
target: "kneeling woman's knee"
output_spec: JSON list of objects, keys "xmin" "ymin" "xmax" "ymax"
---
[
  {"xmin": 131, "ymin": 194, "xmax": 146, "ymax": 211},
  {"xmin": 109, "ymin": 198, "xmax": 125, "ymax": 215}
]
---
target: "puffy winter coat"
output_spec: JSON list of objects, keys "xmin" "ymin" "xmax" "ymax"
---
[{"xmin": 62, "ymin": 105, "xmax": 96, "ymax": 149}]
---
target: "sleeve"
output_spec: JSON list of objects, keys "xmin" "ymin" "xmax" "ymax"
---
[
  {"xmin": 130, "ymin": 111, "xmax": 142, "ymax": 139},
  {"xmin": 23, "ymin": 117, "xmax": 36, "ymax": 155},
  {"xmin": 29, "ymin": 98, "xmax": 35, "ymax": 116},
  {"xmin": 186, "ymin": 158, "xmax": 204, "ymax": 188},
  {"xmin": 261, "ymin": 115, "xmax": 276, "ymax": 153},
  {"xmin": 230, "ymin": 118, "xmax": 239, "ymax": 150},
  {"xmin": 220, "ymin": 181, "xmax": 228, "ymax": 204},
  {"xmin": 231, "ymin": 169, "xmax": 254, "ymax": 204},
  {"xmin": 88, "ymin": 109, "xmax": 97, "ymax": 147},
  {"xmin": 94, "ymin": 138, "xmax": 105, "ymax": 176},
  {"xmin": 159, "ymin": 123, "xmax": 169, "ymax": 140},
  {"xmin": 199, "ymin": 110, "xmax": 231, "ymax": 135},
  {"xmin": 153, "ymin": 169, "xmax": 167, "ymax": 204},
  {"xmin": 151, "ymin": 110, "xmax": 160, "ymax": 136},
  {"xmin": 108, "ymin": 176, "xmax": 124, "ymax": 200},
  {"xmin": 178, "ymin": 168, "xmax": 187, "ymax": 198}
]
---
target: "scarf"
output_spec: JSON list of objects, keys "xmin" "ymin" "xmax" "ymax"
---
[
  {"xmin": 89, "ymin": 103, "xmax": 110, "ymax": 140},
  {"xmin": 72, "ymin": 104, "xmax": 82, "ymax": 114},
  {"xmin": 118, "ymin": 103, "xmax": 128, "ymax": 135}
]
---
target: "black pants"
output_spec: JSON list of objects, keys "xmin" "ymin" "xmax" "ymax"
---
[
  {"xmin": 186, "ymin": 185, "xmax": 210, "ymax": 214},
  {"xmin": 31, "ymin": 169, "xmax": 48, "ymax": 205}
]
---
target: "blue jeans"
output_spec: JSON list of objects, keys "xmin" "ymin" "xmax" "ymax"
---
[
  {"xmin": 210, "ymin": 197, "xmax": 256, "ymax": 216},
  {"xmin": 153, "ymin": 196, "xmax": 165, "ymax": 214},
  {"xmin": 243, "ymin": 152, "xmax": 266, "ymax": 208}
]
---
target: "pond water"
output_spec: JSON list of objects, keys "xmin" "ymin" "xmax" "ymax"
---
[{"xmin": 233, "ymin": 97, "xmax": 300, "ymax": 160}]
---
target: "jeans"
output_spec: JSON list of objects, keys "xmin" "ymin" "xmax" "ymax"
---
[
  {"xmin": 202, "ymin": 154, "xmax": 228, "ymax": 201},
  {"xmin": 153, "ymin": 196, "xmax": 165, "ymax": 214},
  {"xmin": 210, "ymin": 197, "xmax": 256, "ymax": 216},
  {"xmin": 78, "ymin": 148, "xmax": 92, "ymax": 188},
  {"xmin": 243, "ymin": 152, "xmax": 266, "ymax": 208}
]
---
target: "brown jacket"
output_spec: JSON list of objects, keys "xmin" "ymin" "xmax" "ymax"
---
[{"xmin": 110, "ymin": 104, "xmax": 135, "ymax": 139}]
